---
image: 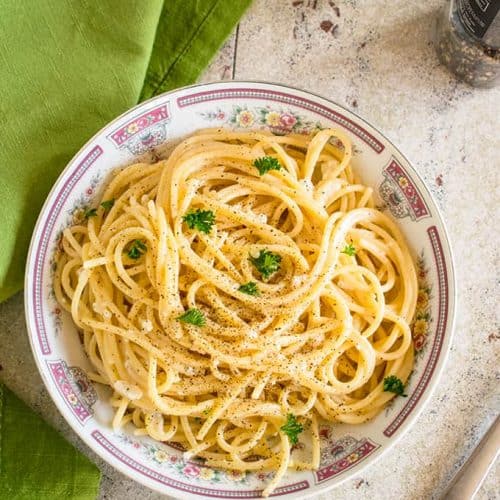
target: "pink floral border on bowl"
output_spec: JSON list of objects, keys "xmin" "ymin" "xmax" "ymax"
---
[
  {"xmin": 93, "ymin": 430, "xmax": 310, "ymax": 498},
  {"xmin": 200, "ymin": 105, "xmax": 320, "ymax": 135},
  {"xmin": 32, "ymin": 144, "xmax": 103, "ymax": 356},
  {"xmin": 47, "ymin": 360, "xmax": 97, "ymax": 425},
  {"xmin": 107, "ymin": 104, "xmax": 170, "ymax": 155},
  {"xmin": 315, "ymin": 431, "xmax": 380, "ymax": 483},
  {"xmin": 383, "ymin": 225, "xmax": 449, "ymax": 437},
  {"xmin": 177, "ymin": 88, "xmax": 385, "ymax": 153},
  {"xmin": 379, "ymin": 158, "xmax": 430, "ymax": 221}
]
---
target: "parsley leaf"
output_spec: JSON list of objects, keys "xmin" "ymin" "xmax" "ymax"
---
[
  {"xmin": 126, "ymin": 240, "xmax": 147, "ymax": 260},
  {"xmin": 238, "ymin": 282, "xmax": 260, "ymax": 296},
  {"xmin": 341, "ymin": 243, "xmax": 356, "ymax": 256},
  {"xmin": 383, "ymin": 375, "xmax": 407, "ymax": 397},
  {"xmin": 84, "ymin": 208, "xmax": 97, "ymax": 219},
  {"xmin": 177, "ymin": 308, "xmax": 206, "ymax": 327},
  {"xmin": 253, "ymin": 156, "xmax": 282, "ymax": 175},
  {"xmin": 101, "ymin": 199, "xmax": 115, "ymax": 211},
  {"xmin": 280, "ymin": 413, "xmax": 304, "ymax": 445},
  {"xmin": 249, "ymin": 250, "xmax": 282, "ymax": 280},
  {"xmin": 183, "ymin": 209, "xmax": 216, "ymax": 234}
]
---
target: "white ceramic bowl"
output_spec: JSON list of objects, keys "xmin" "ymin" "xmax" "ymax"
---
[{"xmin": 25, "ymin": 81, "xmax": 455, "ymax": 499}]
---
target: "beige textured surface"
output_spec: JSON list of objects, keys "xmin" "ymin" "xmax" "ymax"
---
[{"xmin": 1, "ymin": 0, "xmax": 499, "ymax": 498}]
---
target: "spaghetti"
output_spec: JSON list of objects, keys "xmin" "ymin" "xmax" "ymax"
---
[{"xmin": 54, "ymin": 128, "xmax": 417, "ymax": 495}]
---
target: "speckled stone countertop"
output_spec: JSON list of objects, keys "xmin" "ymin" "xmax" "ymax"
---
[{"xmin": 0, "ymin": 0, "xmax": 498, "ymax": 498}]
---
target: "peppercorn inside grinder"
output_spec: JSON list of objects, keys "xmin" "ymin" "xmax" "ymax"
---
[{"xmin": 435, "ymin": 0, "xmax": 500, "ymax": 88}]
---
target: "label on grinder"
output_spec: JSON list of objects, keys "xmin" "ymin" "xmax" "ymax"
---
[{"xmin": 457, "ymin": 0, "xmax": 500, "ymax": 47}]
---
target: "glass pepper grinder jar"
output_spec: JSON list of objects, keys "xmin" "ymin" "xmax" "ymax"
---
[{"xmin": 435, "ymin": 0, "xmax": 500, "ymax": 88}]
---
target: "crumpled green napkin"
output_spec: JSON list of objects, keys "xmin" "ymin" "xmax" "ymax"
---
[
  {"xmin": 0, "ymin": 0, "xmax": 251, "ymax": 498},
  {"xmin": 0, "ymin": 385, "xmax": 100, "ymax": 499}
]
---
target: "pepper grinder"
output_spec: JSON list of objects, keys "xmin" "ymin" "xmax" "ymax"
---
[{"xmin": 435, "ymin": 0, "xmax": 500, "ymax": 88}]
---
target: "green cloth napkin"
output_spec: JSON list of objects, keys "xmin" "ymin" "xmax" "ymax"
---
[
  {"xmin": 0, "ymin": 0, "xmax": 251, "ymax": 498},
  {"xmin": 0, "ymin": 385, "xmax": 100, "ymax": 499}
]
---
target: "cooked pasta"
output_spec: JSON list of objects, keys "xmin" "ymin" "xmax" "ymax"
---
[{"xmin": 54, "ymin": 128, "xmax": 417, "ymax": 496}]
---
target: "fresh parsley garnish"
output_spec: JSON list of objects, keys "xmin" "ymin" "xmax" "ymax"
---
[
  {"xmin": 341, "ymin": 243, "xmax": 356, "ymax": 256},
  {"xmin": 84, "ymin": 208, "xmax": 97, "ymax": 219},
  {"xmin": 177, "ymin": 308, "xmax": 206, "ymax": 327},
  {"xmin": 238, "ymin": 282, "xmax": 260, "ymax": 296},
  {"xmin": 101, "ymin": 199, "xmax": 115, "ymax": 211},
  {"xmin": 253, "ymin": 156, "xmax": 282, "ymax": 175},
  {"xmin": 126, "ymin": 240, "xmax": 147, "ymax": 260},
  {"xmin": 383, "ymin": 375, "xmax": 407, "ymax": 397},
  {"xmin": 249, "ymin": 250, "xmax": 282, "ymax": 280},
  {"xmin": 280, "ymin": 413, "xmax": 304, "ymax": 445},
  {"xmin": 183, "ymin": 209, "xmax": 216, "ymax": 234}
]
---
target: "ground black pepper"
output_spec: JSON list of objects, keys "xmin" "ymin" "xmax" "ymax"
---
[{"xmin": 435, "ymin": 0, "xmax": 500, "ymax": 87}]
